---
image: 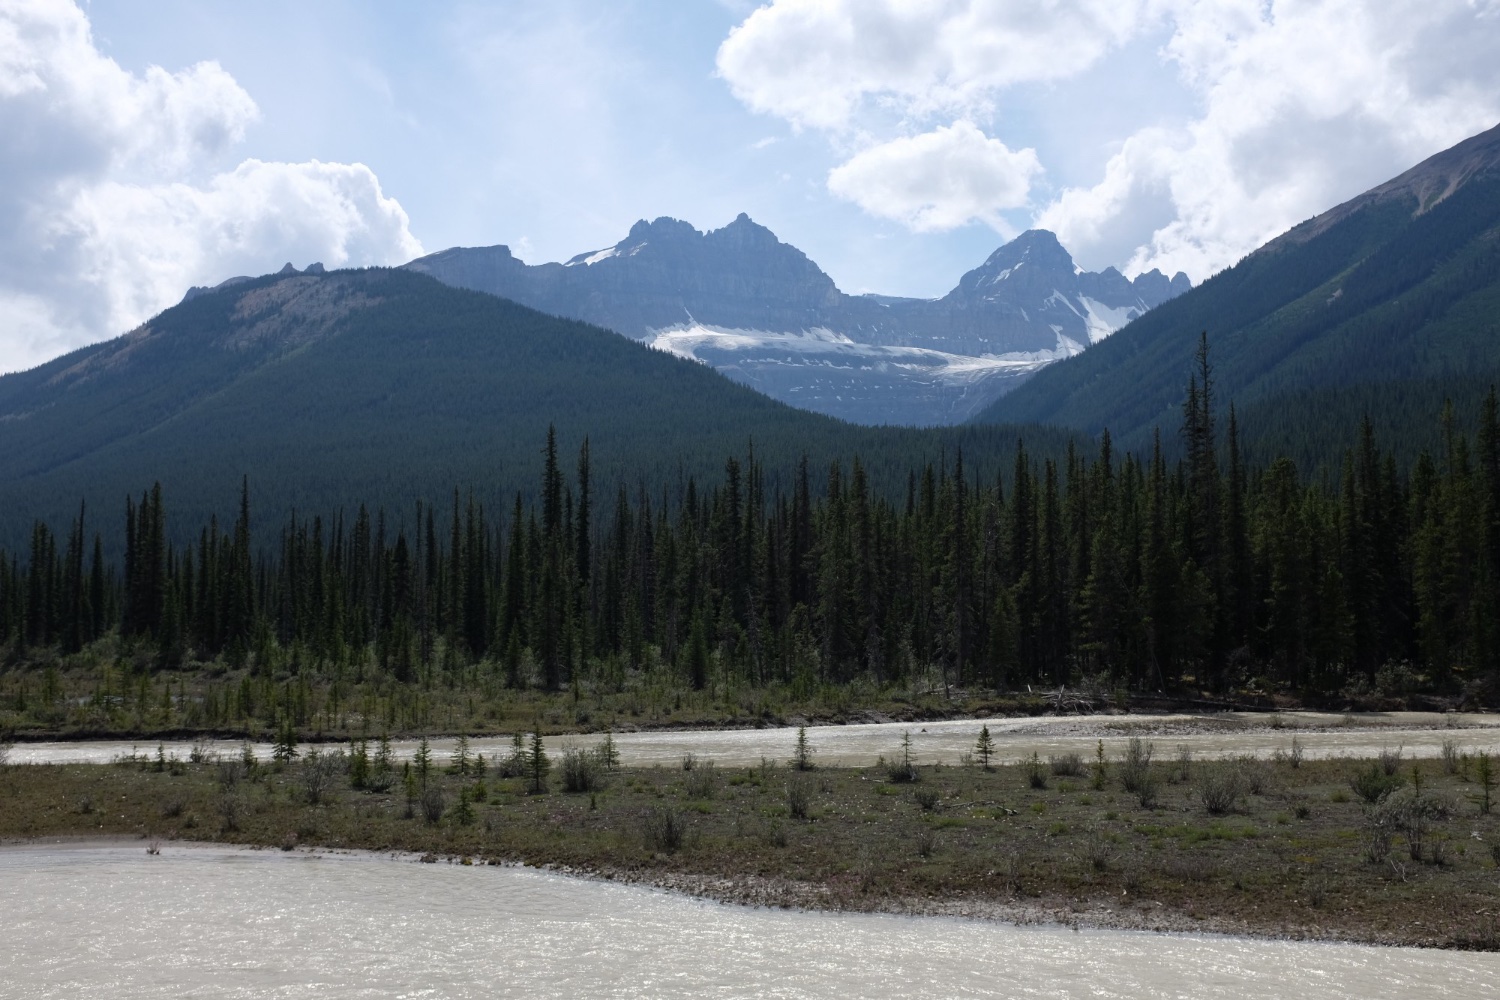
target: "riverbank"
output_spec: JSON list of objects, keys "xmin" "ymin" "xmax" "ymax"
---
[
  {"xmin": 3, "ymin": 745, "xmax": 1497, "ymax": 950},
  {"xmin": 2, "ymin": 643, "xmax": 1486, "ymax": 745}
]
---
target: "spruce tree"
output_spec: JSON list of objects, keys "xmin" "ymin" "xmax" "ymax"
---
[
  {"xmin": 526, "ymin": 726, "xmax": 550, "ymax": 794},
  {"xmin": 974, "ymin": 724, "xmax": 995, "ymax": 770},
  {"xmin": 790, "ymin": 725, "xmax": 814, "ymax": 771}
]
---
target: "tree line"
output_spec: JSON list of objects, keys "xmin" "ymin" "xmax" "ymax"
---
[{"xmin": 3, "ymin": 342, "xmax": 1498, "ymax": 704}]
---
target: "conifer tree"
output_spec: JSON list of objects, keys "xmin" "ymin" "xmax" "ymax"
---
[
  {"xmin": 790, "ymin": 725, "xmax": 814, "ymax": 771},
  {"xmin": 974, "ymin": 724, "xmax": 995, "ymax": 770},
  {"xmin": 526, "ymin": 726, "xmax": 550, "ymax": 794}
]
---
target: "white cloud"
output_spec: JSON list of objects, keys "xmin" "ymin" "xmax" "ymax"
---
[
  {"xmin": 827, "ymin": 121, "xmax": 1041, "ymax": 232},
  {"xmin": 719, "ymin": 0, "xmax": 1500, "ymax": 279},
  {"xmin": 60, "ymin": 160, "xmax": 420, "ymax": 342},
  {"xmin": 717, "ymin": 0, "xmax": 1149, "ymax": 131},
  {"xmin": 0, "ymin": 0, "xmax": 422, "ymax": 374},
  {"xmin": 1067, "ymin": 0, "xmax": 1500, "ymax": 279}
]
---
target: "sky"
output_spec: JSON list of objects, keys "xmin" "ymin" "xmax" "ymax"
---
[{"xmin": 1, "ymin": 0, "xmax": 1498, "ymax": 374}]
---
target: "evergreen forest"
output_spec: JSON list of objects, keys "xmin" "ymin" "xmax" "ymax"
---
[{"xmin": 3, "ymin": 345, "xmax": 1498, "ymax": 737}]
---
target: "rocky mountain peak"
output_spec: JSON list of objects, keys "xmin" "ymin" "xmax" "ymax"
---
[{"xmin": 957, "ymin": 230, "xmax": 1077, "ymax": 295}]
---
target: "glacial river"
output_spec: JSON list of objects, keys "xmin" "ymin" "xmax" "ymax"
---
[
  {"xmin": 13, "ymin": 711, "xmax": 1500, "ymax": 770},
  {"xmin": 2, "ymin": 843, "xmax": 1496, "ymax": 998}
]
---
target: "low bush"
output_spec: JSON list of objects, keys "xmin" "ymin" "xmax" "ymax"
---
[
  {"xmin": 1119, "ymin": 738, "xmax": 1154, "ymax": 795},
  {"xmin": 643, "ymin": 806, "xmax": 687, "ymax": 852},
  {"xmin": 1025, "ymin": 752, "xmax": 1048, "ymax": 790},
  {"xmin": 300, "ymin": 750, "xmax": 342, "ymax": 806},
  {"xmin": 685, "ymin": 761, "xmax": 718, "ymax": 799},
  {"xmin": 561, "ymin": 748, "xmax": 602, "ymax": 794},
  {"xmin": 1049, "ymin": 753, "xmax": 1084, "ymax": 777},
  {"xmin": 1351, "ymin": 764, "xmax": 1403, "ymax": 805},
  {"xmin": 1197, "ymin": 767, "xmax": 1243, "ymax": 815},
  {"xmin": 786, "ymin": 777, "xmax": 812, "ymax": 820},
  {"xmin": 420, "ymin": 785, "xmax": 446, "ymax": 824}
]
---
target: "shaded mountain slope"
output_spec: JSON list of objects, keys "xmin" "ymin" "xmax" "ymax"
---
[
  {"xmin": 975, "ymin": 122, "xmax": 1500, "ymax": 456},
  {"xmin": 0, "ymin": 268, "xmax": 1072, "ymax": 548}
]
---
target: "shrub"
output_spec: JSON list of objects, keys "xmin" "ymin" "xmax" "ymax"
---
[
  {"xmin": 1441, "ymin": 740, "xmax": 1460, "ymax": 775},
  {"xmin": 681, "ymin": 752, "xmax": 697, "ymax": 771},
  {"xmin": 1081, "ymin": 823, "xmax": 1115, "ymax": 871},
  {"xmin": 685, "ymin": 761, "xmax": 717, "ymax": 800},
  {"xmin": 1025, "ymin": 751, "xmax": 1048, "ymax": 790},
  {"xmin": 1237, "ymin": 755, "xmax": 1271, "ymax": 795},
  {"xmin": 1134, "ymin": 768, "xmax": 1161, "ymax": 809},
  {"xmin": 1351, "ymin": 764, "xmax": 1404, "ymax": 805},
  {"xmin": 215, "ymin": 759, "xmax": 244, "ymax": 791},
  {"xmin": 420, "ymin": 784, "xmax": 446, "ymax": 824},
  {"xmin": 913, "ymin": 787, "xmax": 940, "ymax": 811},
  {"xmin": 1170, "ymin": 744, "xmax": 1192, "ymax": 784},
  {"xmin": 1362, "ymin": 810, "xmax": 1395, "ymax": 864},
  {"xmin": 1119, "ymin": 738, "xmax": 1154, "ymax": 794},
  {"xmin": 1049, "ymin": 753, "xmax": 1084, "ymax": 777},
  {"xmin": 914, "ymin": 827, "xmax": 936, "ymax": 859},
  {"xmin": 643, "ymin": 806, "xmax": 687, "ymax": 852},
  {"xmin": 1273, "ymin": 738, "xmax": 1304, "ymax": 770},
  {"xmin": 561, "ymin": 748, "xmax": 601, "ymax": 794},
  {"xmin": 786, "ymin": 777, "xmax": 812, "ymax": 820},
  {"xmin": 1380, "ymin": 788, "xmax": 1453, "ymax": 861},
  {"xmin": 300, "ymin": 749, "xmax": 342, "ymax": 805},
  {"xmin": 1378, "ymin": 745, "xmax": 1404, "ymax": 776},
  {"xmin": 886, "ymin": 731, "xmax": 918, "ymax": 783},
  {"xmin": 160, "ymin": 797, "xmax": 185, "ymax": 819},
  {"xmin": 1197, "ymin": 767, "xmax": 1243, "ymax": 815},
  {"xmin": 499, "ymin": 733, "xmax": 528, "ymax": 779},
  {"xmin": 217, "ymin": 792, "xmax": 242, "ymax": 832}
]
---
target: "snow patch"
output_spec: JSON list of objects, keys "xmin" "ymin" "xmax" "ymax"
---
[
  {"xmin": 566, "ymin": 246, "xmax": 621, "ymax": 267},
  {"xmin": 646, "ymin": 322, "xmax": 1070, "ymax": 385},
  {"xmin": 1077, "ymin": 296, "xmax": 1141, "ymax": 344}
]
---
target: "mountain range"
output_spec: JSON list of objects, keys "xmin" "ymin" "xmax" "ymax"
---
[
  {"xmin": 405, "ymin": 219, "xmax": 1189, "ymax": 425},
  {"xmin": 978, "ymin": 121, "xmax": 1500, "ymax": 466},
  {"xmin": 4, "ymin": 120, "xmax": 1498, "ymax": 549},
  {"xmin": 0, "ymin": 268, "xmax": 1071, "ymax": 550}
]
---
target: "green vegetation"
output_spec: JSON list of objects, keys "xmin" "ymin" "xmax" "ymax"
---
[
  {"xmin": 979, "ymin": 169, "xmax": 1500, "ymax": 465},
  {"xmin": 2, "ymin": 358, "xmax": 1499, "ymax": 739},
  {"xmin": 5, "ymin": 747, "xmax": 1498, "ymax": 949},
  {"xmin": 0, "ymin": 268, "xmax": 1073, "ymax": 554}
]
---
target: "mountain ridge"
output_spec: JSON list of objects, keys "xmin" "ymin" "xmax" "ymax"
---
[
  {"xmin": 973, "ymin": 120, "xmax": 1500, "ymax": 455},
  {"xmin": 0, "ymin": 267, "xmax": 1075, "ymax": 551},
  {"xmin": 406, "ymin": 219, "xmax": 1189, "ymax": 426}
]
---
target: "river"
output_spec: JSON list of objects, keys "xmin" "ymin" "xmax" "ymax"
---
[
  {"xmin": 13, "ymin": 711, "xmax": 1500, "ymax": 770},
  {"xmin": 2, "ymin": 843, "xmax": 1496, "ymax": 998}
]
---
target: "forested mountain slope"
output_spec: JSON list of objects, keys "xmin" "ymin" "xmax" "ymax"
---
[
  {"xmin": 0, "ymin": 268, "xmax": 1068, "ymax": 549},
  {"xmin": 975, "ymin": 122, "xmax": 1500, "ymax": 458}
]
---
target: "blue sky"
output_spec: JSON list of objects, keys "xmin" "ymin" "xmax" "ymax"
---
[{"xmin": 3, "ymin": 0, "xmax": 1498, "ymax": 373}]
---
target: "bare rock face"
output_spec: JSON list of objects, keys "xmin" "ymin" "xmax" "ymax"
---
[{"xmin": 405, "ymin": 218, "xmax": 1190, "ymax": 426}]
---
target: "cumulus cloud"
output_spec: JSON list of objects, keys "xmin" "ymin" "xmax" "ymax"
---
[
  {"xmin": 827, "ymin": 121, "xmax": 1042, "ymax": 231},
  {"xmin": 719, "ymin": 0, "xmax": 1500, "ymax": 278},
  {"xmin": 1056, "ymin": 0, "xmax": 1500, "ymax": 278},
  {"xmin": 0, "ymin": 0, "xmax": 421, "ymax": 374},
  {"xmin": 717, "ymin": 0, "xmax": 1147, "ymax": 131}
]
